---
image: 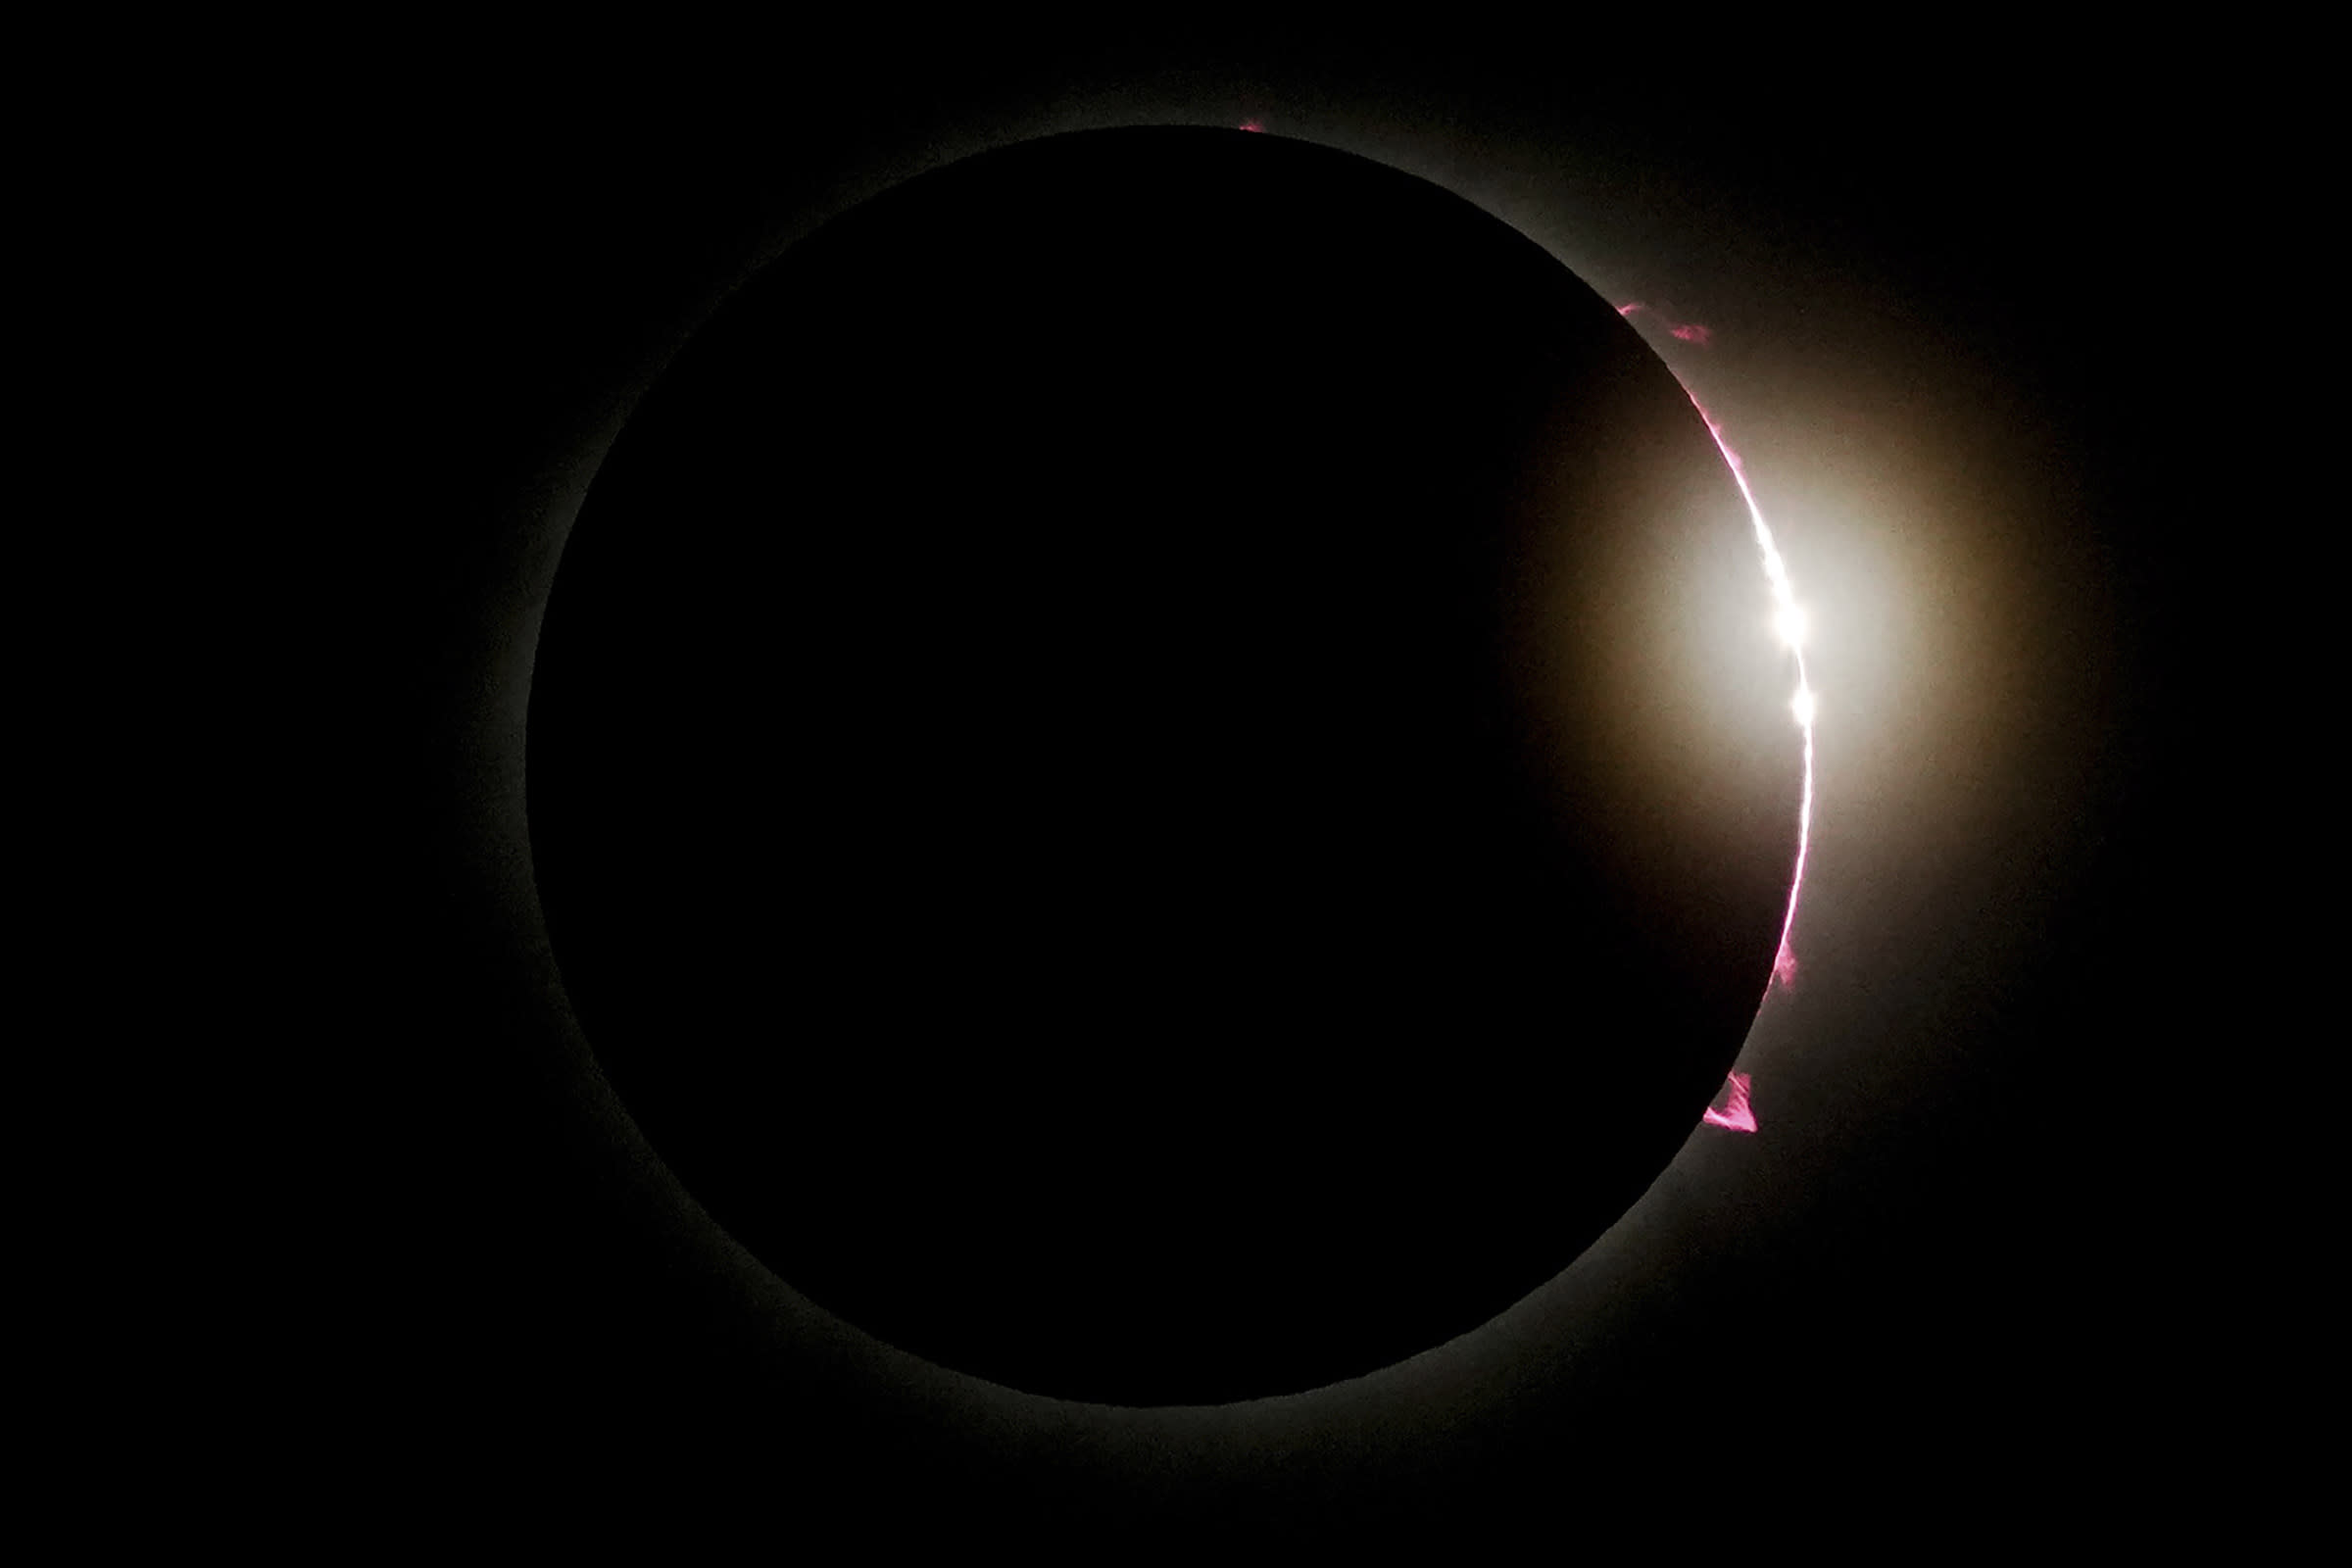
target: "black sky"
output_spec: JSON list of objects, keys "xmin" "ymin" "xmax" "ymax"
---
[{"xmin": 320, "ymin": 35, "xmax": 2213, "ymax": 1539}]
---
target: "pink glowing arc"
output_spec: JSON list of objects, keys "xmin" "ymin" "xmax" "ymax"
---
[
  {"xmin": 1689, "ymin": 389, "xmax": 1815, "ymax": 1005},
  {"xmin": 1615, "ymin": 305, "xmax": 1816, "ymax": 1134},
  {"xmin": 1617, "ymin": 303, "xmax": 1816, "ymax": 1004}
]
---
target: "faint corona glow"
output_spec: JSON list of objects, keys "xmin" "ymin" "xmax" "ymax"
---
[{"xmin": 1700, "ymin": 1070, "xmax": 1758, "ymax": 1133}]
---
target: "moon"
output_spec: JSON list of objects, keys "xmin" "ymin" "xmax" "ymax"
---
[{"xmin": 525, "ymin": 127, "xmax": 1801, "ymax": 1404}]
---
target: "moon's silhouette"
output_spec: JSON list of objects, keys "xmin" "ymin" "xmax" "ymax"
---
[{"xmin": 526, "ymin": 127, "xmax": 1800, "ymax": 1404}]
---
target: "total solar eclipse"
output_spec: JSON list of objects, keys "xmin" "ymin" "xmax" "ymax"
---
[{"xmin": 526, "ymin": 127, "xmax": 1803, "ymax": 1405}]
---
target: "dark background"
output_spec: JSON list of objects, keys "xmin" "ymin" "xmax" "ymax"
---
[{"xmin": 321, "ymin": 33, "xmax": 2219, "ymax": 1539}]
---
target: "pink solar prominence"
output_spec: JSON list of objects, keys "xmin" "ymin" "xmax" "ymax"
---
[{"xmin": 1701, "ymin": 1071, "xmax": 1758, "ymax": 1133}]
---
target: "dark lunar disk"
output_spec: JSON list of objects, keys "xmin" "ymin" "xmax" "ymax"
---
[{"xmin": 527, "ymin": 126, "xmax": 1799, "ymax": 1405}]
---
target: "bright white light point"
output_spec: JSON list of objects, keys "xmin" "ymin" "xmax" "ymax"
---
[
  {"xmin": 1676, "ymin": 391, "xmax": 1815, "ymax": 1004},
  {"xmin": 1775, "ymin": 604, "xmax": 1809, "ymax": 648}
]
